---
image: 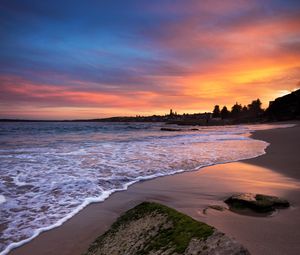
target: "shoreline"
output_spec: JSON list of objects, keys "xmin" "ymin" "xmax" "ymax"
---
[{"xmin": 8, "ymin": 122, "xmax": 300, "ymax": 255}]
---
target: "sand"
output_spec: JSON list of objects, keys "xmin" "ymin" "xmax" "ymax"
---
[{"xmin": 9, "ymin": 123, "xmax": 300, "ymax": 255}]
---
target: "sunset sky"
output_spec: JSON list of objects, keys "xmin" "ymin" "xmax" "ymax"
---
[{"xmin": 0, "ymin": 0, "xmax": 299, "ymax": 119}]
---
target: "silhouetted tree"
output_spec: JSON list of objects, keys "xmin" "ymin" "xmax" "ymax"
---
[
  {"xmin": 242, "ymin": 105, "xmax": 248, "ymax": 114},
  {"xmin": 220, "ymin": 106, "xmax": 229, "ymax": 119},
  {"xmin": 248, "ymin": 99, "xmax": 263, "ymax": 118},
  {"xmin": 240, "ymin": 105, "xmax": 248, "ymax": 118},
  {"xmin": 231, "ymin": 102, "xmax": 242, "ymax": 119},
  {"xmin": 212, "ymin": 105, "xmax": 221, "ymax": 118}
]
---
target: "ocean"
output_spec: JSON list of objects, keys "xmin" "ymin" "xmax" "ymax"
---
[{"xmin": 0, "ymin": 122, "xmax": 293, "ymax": 254}]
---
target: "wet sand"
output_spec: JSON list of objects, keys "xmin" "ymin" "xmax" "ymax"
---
[{"xmin": 10, "ymin": 123, "xmax": 300, "ymax": 255}]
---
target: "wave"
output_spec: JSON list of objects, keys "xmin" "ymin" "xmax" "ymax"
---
[{"xmin": 0, "ymin": 142, "xmax": 269, "ymax": 255}]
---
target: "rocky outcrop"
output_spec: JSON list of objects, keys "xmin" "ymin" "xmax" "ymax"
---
[
  {"xmin": 84, "ymin": 202, "xmax": 250, "ymax": 255},
  {"xmin": 225, "ymin": 193, "xmax": 290, "ymax": 214}
]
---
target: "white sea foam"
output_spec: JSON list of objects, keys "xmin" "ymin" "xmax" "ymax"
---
[
  {"xmin": 13, "ymin": 174, "xmax": 27, "ymax": 186},
  {"xmin": 0, "ymin": 195, "xmax": 6, "ymax": 204},
  {"xmin": 0, "ymin": 122, "xmax": 295, "ymax": 255}
]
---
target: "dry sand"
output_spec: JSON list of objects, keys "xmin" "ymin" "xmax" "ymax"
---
[{"xmin": 10, "ymin": 123, "xmax": 300, "ymax": 255}]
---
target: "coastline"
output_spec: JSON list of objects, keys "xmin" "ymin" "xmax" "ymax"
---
[{"xmin": 9, "ymin": 123, "xmax": 300, "ymax": 255}]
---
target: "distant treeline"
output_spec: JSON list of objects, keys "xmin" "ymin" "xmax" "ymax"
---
[
  {"xmin": 212, "ymin": 99, "xmax": 264, "ymax": 122},
  {"xmin": 211, "ymin": 89, "xmax": 300, "ymax": 123},
  {"xmin": 167, "ymin": 89, "xmax": 300, "ymax": 126}
]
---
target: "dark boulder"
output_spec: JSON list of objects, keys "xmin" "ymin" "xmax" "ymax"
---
[{"xmin": 225, "ymin": 193, "xmax": 290, "ymax": 214}]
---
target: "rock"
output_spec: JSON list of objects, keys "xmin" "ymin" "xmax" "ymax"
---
[
  {"xmin": 186, "ymin": 231, "xmax": 250, "ymax": 255},
  {"xmin": 160, "ymin": 127, "xmax": 182, "ymax": 131},
  {"xmin": 203, "ymin": 205, "xmax": 227, "ymax": 214},
  {"xmin": 224, "ymin": 193, "xmax": 290, "ymax": 214},
  {"xmin": 160, "ymin": 127, "xmax": 199, "ymax": 131},
  {"xmin": 84, "ymin": 202, "xmax": 250, "ymax": 255}
]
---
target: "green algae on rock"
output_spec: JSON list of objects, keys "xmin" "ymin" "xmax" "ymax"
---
[{"xmin": 84, "ymin": 202, "xmax": 250, "ymax": 255}]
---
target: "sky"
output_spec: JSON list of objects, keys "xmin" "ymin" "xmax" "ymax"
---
[{"xmin": 0, "ymin": 0, "xmax": 299, "ymax": 120}]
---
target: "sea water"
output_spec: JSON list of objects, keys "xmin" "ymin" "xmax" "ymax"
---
[{"xmin": 0, "ymin": 122, "xmax": 293, "ymax": 254}]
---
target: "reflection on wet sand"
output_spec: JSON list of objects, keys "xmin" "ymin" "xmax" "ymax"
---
[{"xmin": 193, "ymin": 162, "xmax": 300, "ymax": 196}]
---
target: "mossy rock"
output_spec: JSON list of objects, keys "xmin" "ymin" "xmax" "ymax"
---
[
  {"xmin": 225, "ymin": 193, "xmax": 290, "ymax": 214},
  {"xmin": 84, "ymin": 202, "xmax": 250, "ymax": 255}
]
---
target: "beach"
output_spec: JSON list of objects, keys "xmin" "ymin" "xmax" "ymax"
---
[{"xmin": 9, "ymin": 123, "xmax": 300, "ymax": 255}]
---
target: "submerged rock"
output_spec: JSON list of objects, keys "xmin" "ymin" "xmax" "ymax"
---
[
  {"xmin": 160, "ymin": 127, "xmax": 182, "ymax": 131},
  {"xmin": 160, "ymin": 127, "xmax": 199, "ymax": 131},
  {"xmin": 84, "ymin": 202, "xmax": 250, "ymax": 255},
  {"xmin": 225, "ymin": 193, "xmax": 290, "ymax": 214}
]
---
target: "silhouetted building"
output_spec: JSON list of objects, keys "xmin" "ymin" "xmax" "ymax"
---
[{"xmin": 266, "ymin": 89, "xmax": 300, "ymax": 120}]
